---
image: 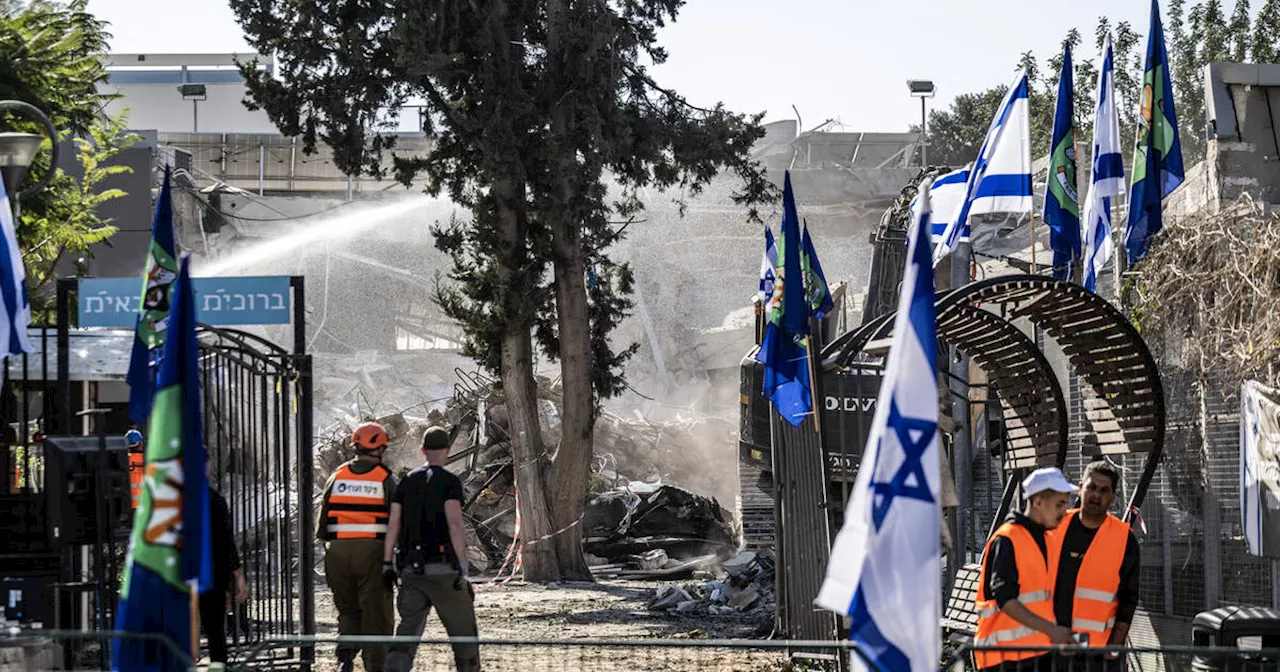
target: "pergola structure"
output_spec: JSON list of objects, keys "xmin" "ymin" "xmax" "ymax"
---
[{"xmin": 766, "ymin": 275, "xmax": 1166, "ymax": 642}]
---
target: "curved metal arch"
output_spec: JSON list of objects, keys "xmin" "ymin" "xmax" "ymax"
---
[
  {"xmin": 935, "ymin": 275, "xmax": 1165, "ymax": 465},
  {"xmin": 822, "ymin": 297, "xmax": 1067, "ymax": 470},
  {"xmin": 197, "ymin": 323, "xmax": 292, "ymax": 358},
  {"xmin": 822, "ymin": 275, "xmax": 1164, "ymax": 480}
]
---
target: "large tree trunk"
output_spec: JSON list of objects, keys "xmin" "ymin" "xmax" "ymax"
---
[
  {"xmin": 499, "ymin": 327, "xmax": 560, "ymax": 582},
  {"xmin": 543, "ymin": 0, "xmax": 594, "ymax": 583},
  {"xmin": 493, "ymin": 177, "xmax": 561, "ymax": 582},
  {"xmin": 547, "ymin": 238, "xmax": 595, "ymax": 582}
]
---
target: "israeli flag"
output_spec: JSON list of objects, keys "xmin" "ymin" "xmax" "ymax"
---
[
  {"xmin": 1081, "ymin": 37, "xmax": 1125, "ymax": 292},
  {"xmin": 910, "ymin": 167, "xmax": 970, "ymax": 241},
  {"xmin": 933, "ymin": 71, "xmax": 1033, "ymax": 265},
  {"xmin": 759, "ymin": 225, "xmax": 778, "ymax": 304},
  {"xmin": 0, "ymin": 178, "xmax": 32, "ymax": 355},
  {"xmin": 817, "ymin": 178, "xmax": 940, "ymax": 672}
]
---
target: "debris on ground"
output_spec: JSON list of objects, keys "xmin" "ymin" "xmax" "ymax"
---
[
  {"xmin": 646, "ymin": 549, "xmax": 777, "ymax": 618},
  {"xmin": 309, "ymin": 365, "xmax": 744, "ymax": 575}
]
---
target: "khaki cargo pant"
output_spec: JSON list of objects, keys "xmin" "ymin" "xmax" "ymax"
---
[
  {"xmin": 385, "ymin": 563, "xmax": 480, "ymax": 672},
  {"xmin": 325, "ymin": 539, "xmax": 394, "ymax": 671}
]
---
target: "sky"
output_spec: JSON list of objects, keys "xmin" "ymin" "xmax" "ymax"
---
[{"xmin": 87, "ymin": 0, "xmax": 1166, "ymax": 132}]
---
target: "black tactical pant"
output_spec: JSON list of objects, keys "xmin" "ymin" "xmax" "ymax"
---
[{"xmin": 386, "ymin": 563, "xmax": 479, "ymax": 672}]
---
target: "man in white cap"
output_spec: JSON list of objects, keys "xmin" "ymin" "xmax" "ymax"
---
[{"xmin": 973, "ymin": 467, "xmax": 1077, "ymax": 671}]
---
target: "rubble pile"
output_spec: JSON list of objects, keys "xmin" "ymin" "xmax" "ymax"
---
[
  {"xmin": 311, "ymin": 367, "xmax": 744, "ymax": 574},
  {"xmin": 647, "ymin": 549, "xmax": 776, "ymax": 618}
]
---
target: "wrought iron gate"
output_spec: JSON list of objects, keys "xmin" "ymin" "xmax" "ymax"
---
[
  {"xmin": 42, "ymin": 276, "xmax": 316, "ymax": 666},
  {"xmin": 197, "ymin": 324, "xmax": 315, "ymax": 663}
]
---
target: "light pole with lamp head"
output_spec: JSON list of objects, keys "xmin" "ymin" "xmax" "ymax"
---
[
  {"xmin": 178, "ymin": 83, "xmax": 208, "ymax": 133},
  {"xmin": 0, "ymin": 100, "xmax": 59, "ymax": 218},
  {"xmin": 907, "ymin": 79, "xmax": 936, "ymax": 167}
]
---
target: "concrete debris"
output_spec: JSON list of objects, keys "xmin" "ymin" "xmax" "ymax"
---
[
  {"xmin": 647, "ymin": 549, "xmax": 777, "ymax": 617},
  {"xmin": 311, "ymin": 367, "xmax": 746, "ymax": 574}
]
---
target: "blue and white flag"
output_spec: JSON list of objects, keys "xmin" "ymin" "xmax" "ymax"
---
[
  {"xmin": 0, "ymin": 177, "xmax": 33, "ymax": 355},
  {"xmin": 759, "ymin": 225, "xmax": 778, "ymax": 304},
  {"xmin": 910, "ymin": 167, "xmax": 970, "ymax": 242},
  {"xmin": 1081, "ymin": 37, "xmax": 1125, "ymax": 292},
  {"xmin": 817, "ymin": 178, "xmax": 940, "ymax": 672},
  {"xmin": 933, "ymin": 71, "xmax": 1034, "ymax": 265}
]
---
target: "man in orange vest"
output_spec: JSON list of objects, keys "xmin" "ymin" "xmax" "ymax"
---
[
  {"xmin": 974, "ymin": 467, "xmax": 1077, "ymax": 671},
  {"xmin": 1051, "ymin": 460, "xmax": 1139, "ymax": 669},
  {"xmin": 126, "ymin": 429, "xmax": 144, "ymax": 509},
  {"xmin": 317, "ymin": 422, "xmax": 398, "ymax": 672}
]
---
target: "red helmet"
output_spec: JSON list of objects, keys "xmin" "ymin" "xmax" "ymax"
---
[{"xmin": 352, "ymin": 422, "xmax": 388, "ymax": 451}]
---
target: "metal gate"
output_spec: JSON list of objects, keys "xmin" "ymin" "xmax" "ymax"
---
[
  {"xmin": 197, "ymin": 324, "xmax": 315, "ymax": 663},
  {"xmin": 38, "ymin": 276, "xmax": 317, "ymax": 666}
]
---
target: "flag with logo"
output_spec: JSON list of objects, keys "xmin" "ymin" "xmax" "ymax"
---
[
  {"xmin": 1125, "ymin": 0, "xmax": 1184, "ymax": 264},
  {"xmin": 1082, "ymin": 37, "xmax": 1126, "ymax": 292},
  {"xmin": 758, "ymin": 172, "xmax": 813, "ymax": 427},
  {"xmin": 817, "ymin": 177, "xmax": 941, "ymax": 672},
  {"xmin": 126, "ymin": 166, "xmax": 178, "ymax": 423},
  {"xmin": 114, "ymin": 253, "xmax": 213, "ymax": 671},
  {"xmin": 0, "ymin": 173, "xmax": 33, "ymax": 355},
  {"xmin": 801, "ymin": 220, "xmax": 834, "ymax": 320},
  {"xmin": 1045, "ymin": 44, "xmax": 1081, "ymax": 280},
  {"xmin": 933, "ymin": 71, "xmax": 1033, "ymax": 265}
]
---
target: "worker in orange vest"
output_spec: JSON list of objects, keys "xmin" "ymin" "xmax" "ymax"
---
[
  {"xmin": 1050, "ymin": 460, "xmax": 1139, "ymax": 670},
  {"xmin": 317, "ymin": 422, "xmax": 398, "ymax": 672},
  {"xmin": 974, "ymin": 467, "xmax": 1077, "ymax": 671},
  {"xmin": 126, "ymin": 429, "xmax": 144, "ymax": 509}
]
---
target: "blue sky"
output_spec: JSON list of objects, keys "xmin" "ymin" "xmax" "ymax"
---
[{"xmin": 89, "ymin": 0, "xmax": 1169, "ymax": 131}]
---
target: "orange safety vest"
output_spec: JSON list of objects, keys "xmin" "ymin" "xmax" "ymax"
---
[
  {"xmin": 974, "ymin": 521, "xmax": 1059, "ymax": 668},
  {"xmin": 1051, "ymin": 509, "xmax": 1128, "ymax": 646},
  {"xmin": 324, "ymin": 463, "xmax": 391, "ymax": 540},
  {"xmin": 129, "ymin": 451, "xmax": 145, "ymax": 509}
]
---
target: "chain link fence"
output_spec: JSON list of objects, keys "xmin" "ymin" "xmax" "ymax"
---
[{"xmin": 945, "ymin": 644, "xmax": 1280, "ymax": 672}]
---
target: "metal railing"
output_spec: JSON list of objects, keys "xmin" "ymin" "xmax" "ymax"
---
[
  {"xmin": 945, "ymin": 644, "xmax": 1280, "ymax": 672},
  {"xmin": 0, "ymin": 628, "xmax": 194, "ymax": 670},
  {"xmin": 235, "ymin": 634, "xmax": 869, "ymax": 671}
]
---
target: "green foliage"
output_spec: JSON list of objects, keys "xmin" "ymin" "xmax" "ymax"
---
[
  {"xmin": 0, "ymin": 0, "xmax": 135, "ymax": 322},
  {"xmin": 0, "ymin": 0, "xmax": 113, "ymax": 136},
  {"xmin": 229, "ymin": 0, "xmax": 773, "ymax": 405},
  {"xmin": 22, "ymin": 115, "xmax": 139, "ymax": 318},
  {"xmin": 1252, "ymin": 0, "xmax": 1280, "ymax": 62},
  {"xmin": 924, "ymin": 1, "xmax": 1275, "ymax": 175}
]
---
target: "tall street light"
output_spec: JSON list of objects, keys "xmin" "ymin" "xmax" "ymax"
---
[
  {"xmin": 0, "ymin": 100, "xmax": 60, "ymax": 218},
  {"xmin": 179, "ymin": 83, "xmax": 208, "ymax": 133},
  {"xmin": 907, "ymin": 79, "xmax": 936, "ymax": 167}
]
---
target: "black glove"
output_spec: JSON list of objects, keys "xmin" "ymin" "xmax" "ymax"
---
[{"xmin": 381, "ymin": 562, "xmax": 397, "ymax": 591}]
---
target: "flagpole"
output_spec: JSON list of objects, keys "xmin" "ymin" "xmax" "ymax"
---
[
  {"xmin": 806, "ymin": 318, "xmax": 823, "ymax": 436},
  {"xmin": 1029, "ymin": 211, "xmax": 1037, "ymax": 274},
  {"xmin": 190, "ymin": 581, "xmax": 199, "ymax": 666}
]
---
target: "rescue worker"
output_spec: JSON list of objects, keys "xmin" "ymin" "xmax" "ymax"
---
[
  {"xmin": 975, "ymin": 467, "xmax": 1077, "ymax": 671},
  {"xmin": 383, "ymin": 426, "xmax": 479, "ymax": 672},
  {"xmin": 126, "ymin": 429, "xmax": 144, "ymax": 509},
  {"xmin": 317, "ymin": 422, "xmax": 398, "ymax": 672},
  {"xmin": 1050, "ymin": 460, "xmax": 1140, "ymax": 670}
]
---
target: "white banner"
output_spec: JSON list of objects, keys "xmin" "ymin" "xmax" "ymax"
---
[{"xmin": 1241, "ymin": 380, "xmax": 1280, "ymax": 557}]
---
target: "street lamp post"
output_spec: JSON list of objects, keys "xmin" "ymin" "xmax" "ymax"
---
[
  {"xmin": 907, "ymin": 79, "xmax": 936, "ymax": 167},
  {"xmin": 178, "ymin": 83, "xmax": 208, "ymax": 133},
  {"xmin": 0, "ymin": 100, "xmax": 59, "ymax": 218}
]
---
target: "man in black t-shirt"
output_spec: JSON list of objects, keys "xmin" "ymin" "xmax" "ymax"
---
[
  {"xmin": 1051, "ymin": 460, "xmax": 1139, "ymax": 671},
  {"xmin": 383, "ymin": 426, "xmax": 479, "ymax": 672}
]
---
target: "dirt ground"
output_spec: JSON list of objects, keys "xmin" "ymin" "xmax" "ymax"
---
[{"xmin": 253, "ymin": 578, "xmax": 795, "ymax": 671}]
